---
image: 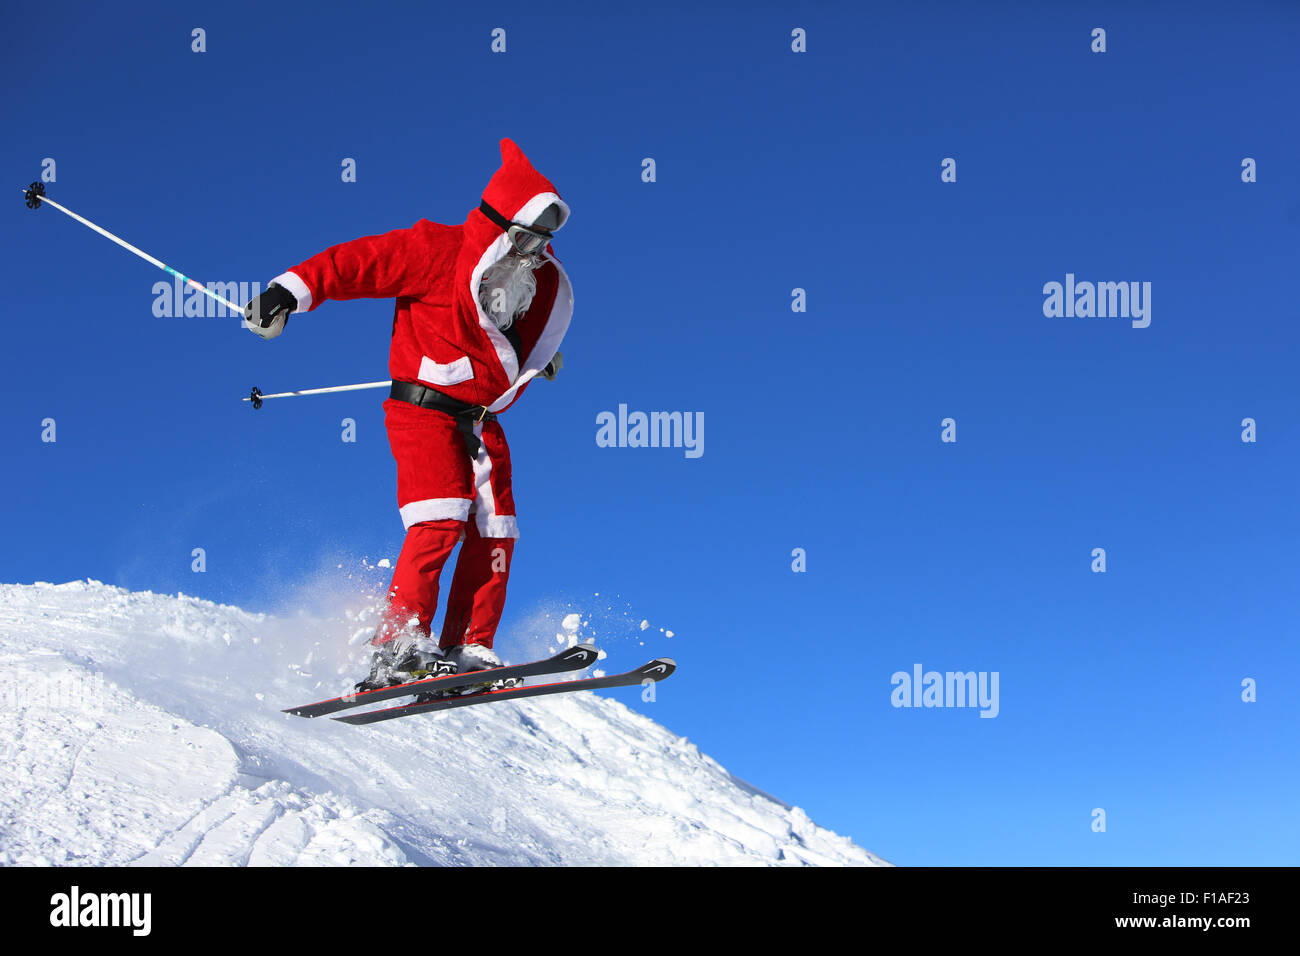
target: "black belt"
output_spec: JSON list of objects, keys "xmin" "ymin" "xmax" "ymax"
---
[{"xmin": 390, "ymin": 380, "xmax": 496, "ymax": 459}]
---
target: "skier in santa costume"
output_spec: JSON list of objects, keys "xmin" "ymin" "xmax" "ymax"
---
[{"xmin": 243, "ymin": 139, "xmax": 571, "ymax": 691}]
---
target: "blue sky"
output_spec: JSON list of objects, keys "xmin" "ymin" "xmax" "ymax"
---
[{"xmin": 2, "ymin": 0, "xmax": 1297, "ymax": 865}]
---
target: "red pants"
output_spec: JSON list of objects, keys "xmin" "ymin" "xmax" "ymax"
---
[{"xmin": 376, "ymin": 399, "xmax": 518, "ymax": 649}]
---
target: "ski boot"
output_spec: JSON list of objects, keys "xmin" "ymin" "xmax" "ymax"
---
[
  {"xmin": 414, "ymin": 643, "xmax": 521, "ymax": 701},
  {"xmin": 354, "ymin": 637, "xmax": 456, "ymax": 693}
]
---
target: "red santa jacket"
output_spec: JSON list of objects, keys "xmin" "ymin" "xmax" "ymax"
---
[{"xmin": 271, "ymin": 139, "xmax": 572, "ymax": 414}]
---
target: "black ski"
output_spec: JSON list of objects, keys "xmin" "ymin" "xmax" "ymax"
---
[
  {"xmin": 333, "ymin": 658, "xmax": 677, "ymax": 725},
  {"xmin": 284, "ymin": 644, "xmax": 600, "ymax": 718}
]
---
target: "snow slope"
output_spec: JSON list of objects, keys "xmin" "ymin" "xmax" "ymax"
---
[{"xmin": 0, "ymin": 581, "xmax": 886, "ymax": 867}]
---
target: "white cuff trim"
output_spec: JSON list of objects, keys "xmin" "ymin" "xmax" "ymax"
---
[{"xmin": 272, "ymin": 271, "xmax": 313, "ymax": 313}]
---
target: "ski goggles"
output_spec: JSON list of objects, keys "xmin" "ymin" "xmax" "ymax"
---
[{"xmin": 479, "ymin": 200, "xmax": 553, "ymax": 255}]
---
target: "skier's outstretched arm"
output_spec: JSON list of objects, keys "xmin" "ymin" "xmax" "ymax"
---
[{"xmin": 244, "ymin": 220, "xmax": 451, "ymax": 340}]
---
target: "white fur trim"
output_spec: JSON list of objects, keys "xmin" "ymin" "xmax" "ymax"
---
[
  {"xmin": 271, "ymin": 271, "xmax": 312, "ymax": 313},
  {"xmin": 468, "ymin": 423, "xmax": 520, "ymax": 539},
  {"xmin": 486, "ymin": 253, "xmax": 572, "ymax": 413},
  {"xmin": 470, "ymin": 234, "xmax": 521, "ymax": 383},
  {"xmin": 476, "ymin": 514, "xmax": 520, "ymax": 538},
  {"xmin": 470, "ymin": 191, "xmax": 573, "ymax": 407},
  {"xmin": 512, "ymin": 192, "xmax": 569, "ymax": 231},
  {"xmin": 417, "ymin": 354, "xmax": 474, "ymax": 387},
  {"xmin": 399, "ymin": 497, "xmax": 471, "ymax": 529}
]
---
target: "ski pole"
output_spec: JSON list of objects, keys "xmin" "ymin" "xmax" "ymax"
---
[
  {"xmin": 21, "ymin": 182, "xmax": 243, "ymax": 317},
  {"xmin": 244, "ymin": 381, "xmax": 393, "ymax": 409}
]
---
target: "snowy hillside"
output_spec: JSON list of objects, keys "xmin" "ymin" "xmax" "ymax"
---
[{"xmin": 0, "ymin": 581, "xmax": 886, "ymax": 866}]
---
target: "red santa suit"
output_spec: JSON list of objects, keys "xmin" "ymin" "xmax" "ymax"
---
[{"xmin": 270, "ymin": 139, "xmax": 572, "ymax": 649}]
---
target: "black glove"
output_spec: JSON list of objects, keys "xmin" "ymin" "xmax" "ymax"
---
[
  {"xmin": 244, "ymin": 283, "xmax": 298, "ymax": 339},
  {"xmin": 542, "ymin": 350, "xmax": 563, "ymax": 381}
]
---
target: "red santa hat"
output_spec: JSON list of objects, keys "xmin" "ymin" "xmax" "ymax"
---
[{"xmin": 479, "ymin": 138, "xmax": 570, "ymax": 231}]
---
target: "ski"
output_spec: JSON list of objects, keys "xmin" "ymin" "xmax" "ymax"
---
[
  {"xmin": 333, "ymin": 658, "xmax": 677, "ymax": 725},
  {"xmin": 284, "ymin": 644, "xmax": 600, "ymax": 718}
]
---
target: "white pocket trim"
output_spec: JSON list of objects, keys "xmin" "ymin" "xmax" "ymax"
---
[{"xmin": 417, "ymin": 355, "xmax": 475, "ymax": 388}]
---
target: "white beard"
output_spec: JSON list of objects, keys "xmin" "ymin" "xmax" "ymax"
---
[{"xmin": 478, "ymin": 252, "xmax": 541, "ymax": 330}]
